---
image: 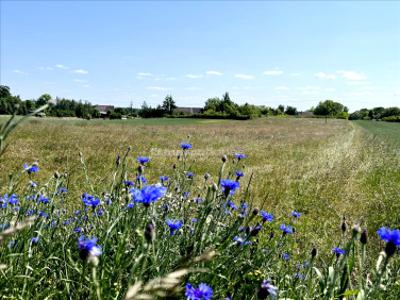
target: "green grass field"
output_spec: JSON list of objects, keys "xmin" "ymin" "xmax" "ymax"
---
[
  {"xmin": 1, "ymin": 117, "xmax": 399, "ymax": 247},
  {"xmin": 1, "ymin": 116, "xmax": 399, "ymax": 299}
]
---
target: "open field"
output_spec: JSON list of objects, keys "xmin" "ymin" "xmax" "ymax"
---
[
  {"xmin": 1, "ymin": 117, "xmax": 399, "ymax": 298},
  {"xmin": 1, "ymin": 117, "xmax": 399, "ymax": 247}
]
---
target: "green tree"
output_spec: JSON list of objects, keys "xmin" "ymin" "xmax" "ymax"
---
[
  {"xmin": 0, "ymin": 85, "xmax": 11, "ymax": 98},
  {"xmin": 204, "ymin": 97, "xmax": 222, "ymax": 113},
  {"xmin": 162, "ymin": 95, "xmax": 177, "ymax": 115},
  {"xmin": 285, "ymin": 106, "xmax": 298, "ymax": 115},
  {"xmin": 37, "ymin": 94, "xmax": 51, "ymax": 107},
  {"xmin": 277, "ymin": 105, "xmax": 285, "ymax": 114},
  {"xmin": 313, "ymin": 100, "xmax": 347, "ymax": 118}
]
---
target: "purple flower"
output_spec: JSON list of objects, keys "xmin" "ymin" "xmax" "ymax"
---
[
  {"xmin": 332, "ymin": 247, "xmax": 346, "ymax": 256},
  {"xmin": 280, "ymin": 224, "xmax": 293, "ymax": 235},
  {"xmin": 24, "ymin": 163, "xmax": 39, "ymax": 174},
  {"xmin": 220, "ymin": 179, "xmax": 240, "ymax": 195},
  {"xmin": 186, "ymin": 172, "xmax": 194, "ymax": 179},
  {"xmin": 82, "ymin": 193, "xmax": 101, "ymax": 208},
  {"xmin": 5, "ymin": 194, "xmax": 19, "ymax": 206},
  {"xmin": 38, "ymin": 195, "xmax": 49, "ymax": 204},
  {"xmin": 159, "ymin": 175, "xmax": 169, "ymax": 182},
  {"xmin": 235, "ymin": 171, "xmax": 244, "ymax": 179},
  {"xmin": 282, "ymin": 252, "xmax": 290, "ymax": 261},
  {"xmin": 137, "ymin": 156, "xmax": 150, "ymax": 165},
  {"xmin": 181, "ymin": 142, "xmax": 192, "ymax": 150},
  {"xmin": 185, "ymin": 283, "xmax": 213, "ymax": 300},
  {"xmin": 260, "ymin": 211, "xmax": 274, "ymax": 222},
  {"xmin": 78, "ymin": 236, "xmax": 102, "ymax": 259},
  {"xmin": 225, "ymin": 200, "xmax": 238, "ymax": 210},
  {"xmin": 377, "ymin": 227, "xmax": 400, "ymax": 256},
  {"xmin": 124, "ymin": 180, "xmax": 135, "ymax": 187},
  {"xmin": 165, "ymin": 219, "xmax": 183, "ymax": 236},
  {"xmin": 136, "ymin": 175, "xmax": 147, "ymax": 184},
  {"xmin": 257, "ymin": 280, "xmax": 278, "ymax": 299},
  {"xmin": 131, "ymin": 185, "xmax": 167, "ymax": 207},
  {"xmin": 31, "ymin": 237, "xmax": 40, "ymax": 245},
  {"xmin": 233, "ymin": 236, "xmax": 252, "ymax": 246},
  {"xmin": 377, "ymin": 227, "xmax": 400, "ymax": 246},
  {"xmin": 234, "ymin": 153, "xmax": 246, "ymax": 160},
  {"xmin": 291, "ymin": 211, "xmax": 301, "ymax": 218}
]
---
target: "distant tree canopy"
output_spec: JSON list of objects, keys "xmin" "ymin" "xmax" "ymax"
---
[
  {"xmin": 162, "ymin": 95, "xmax": 177, "ymax": 115},
  {"xmin": 0, "ymin": 85, "xmax": 100, "ymax": 119},
  {"xmin": 313, "ymin": 100, "xmax": 349, "ymax": 119},
  {"xmin": 350, "ymin": 106, "xmax": 400, "ymax": 122},
  {"xmin": 7, "ymin": 84, "xmax": 395, "ymax": 122}
]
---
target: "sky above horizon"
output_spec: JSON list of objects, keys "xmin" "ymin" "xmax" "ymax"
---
[{"xmin": 1, "ymin": 1, "xmax": 399, "ymax": 112}]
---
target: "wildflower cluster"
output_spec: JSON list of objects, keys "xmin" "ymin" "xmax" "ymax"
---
[{"xmin": 0, "ymin": 143, "xmax": 398, "ymax": 299}]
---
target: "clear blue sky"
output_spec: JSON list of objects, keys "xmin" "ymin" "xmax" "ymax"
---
[{"xmin": 1, "ymin": 1, "xmax": 399, "ymax": 111}]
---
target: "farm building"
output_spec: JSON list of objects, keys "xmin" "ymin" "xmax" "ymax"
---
[
  {"xmin": 95, "ymin": 105, "xmax": 115, "ymax": 117},
  {"xmin": 174, "ymin": 107, "xmax": 202, "ymax": 115}
]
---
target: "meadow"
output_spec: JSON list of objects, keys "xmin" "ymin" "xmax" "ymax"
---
[{"xmin": 0, "ymin": 116, "xmax": 399, "ymax": 299}]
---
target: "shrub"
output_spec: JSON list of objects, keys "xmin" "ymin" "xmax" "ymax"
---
[{"xmin": 382, "ymin": 115, "xmax": 400, "ymax": 122}]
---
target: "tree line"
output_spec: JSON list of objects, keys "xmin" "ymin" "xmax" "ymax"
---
[
  {"xmin": 1, "ymin": 85, "xmax": 398, "ymax": 121},
  {"xmin": 349, "ymin": 107, "xmax": 400, "ymax": 122}
]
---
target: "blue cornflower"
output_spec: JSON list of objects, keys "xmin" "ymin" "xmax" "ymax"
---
[
  {"xmin": 7, "ymin": 194, "xmax": 19, "ymax": 206},
  {"xmin": 220, "ymin": 179, "xmax": 240, "ymax": 195},
  {"xmin": 165, "ymin": 219, "xmax": 183, "ymax": 236},
  {"xmin": 377, "ymin": 227, "xmax": 400, "ymax": 256},
  {"xmin": 332, "ymin": 247, "xmax": 346, "ymax": 256},
  {"xmin": 24, "ymin": 163, "xmax": 39, "ymax": 174},
  {"xmin": 185, "ymin": 283, "xmax": 213, "ymax": 300},
  {"xmin": 377, "ymin": 227, "xmax": 400, "ymax": 246},
  {"xmin": 63, "ymin": 218, "xmax": 73, "ymax": 226},
  {"xmin": 137, "ymin": 156, "xmax": 150, "ymax": 165},
  {"xmin": 180, "ymin": 142, "xmax": 192, "ymax": 150},
  {"xmin": 159, "ymin": 175, "xmax": 169, "ymax": 182},
  {"xmin": 191, "ymin": 218, "xmax": 198, "ymax": 223},
  {"xmin": 82, "ymin": 193, "xmax": 101, "ymax": 208},
  {"xmin": 186, "ymin": 172, "xmax": 194, "ymax": 179},
  {"xmin": 95, "ymin": 208, "xmax": 104, "ymax": 217},
  {"xmin": 74, "ymin": 227, "xmax": 82, "ymax": 233},
  {"xmin": 26, "ymin": 209, "xmax": 35, "ymax": 216},
  {"xmin": 291, "ymin": 211, "xmax": 301, "ymax": 218},
  {"xmin": 235, "ymin": 153, "xmax": 246, "ymax": 160},
  {"xmin": 260, "ymin": 211, "xmax": 274, "ymax": 222},
  {"xmin": 74, "ymin": 210, "xmax": 81, "ymax": 215},
  {"xmin": 31, "ymin": 237, "xmax": 40, "ymax": 245},
  {"xmin": 233, "ymin": 236, "xmax": 252, "ymax": 246},
  {"xmin": 136, "ymin": 175, "xmax": 147, "ymax": 184},
  {"xmin": 38, "ymin": 195, "xmax": 49, "ymax": 204},
  {"xmin": 280, "ymin": 224, "xmax": 294, "ymax": 235},
  {"xmin": 131, "ymin": 185, "xmax": 167, "ymax": 207},
  {"xmin": 235, "ymin": 171, "xmax": 244, "ymax": 179},
  {"xmin": 77, "ymin": 236, "xmax": 102, "ymax": 259},
  {"xmin": 57, "ymin": 187, "xmax": 68, "ymax": 195},
  {"xmin": 127, "ymin": 202, "xmax": 135, "ymax": 209},
  {"xmin": 282, "ymin": 252, "xmax": 290, "ymax": 261},
  {"xmin": 225, "ymin": 200, "xmax": 238, "ymax": 210},
  {"xmin": 30, "ymin": 181, "xmax": 38, "ymax": 188},
  {"xmin": 124, "ymin": 180, "xmax": 135, "ymax": 187},
  {"xmin": 105, "ymin": 197, "xmax": 112, "ymax": 205},
  {"xmin": 239, "ymin": 202, "xmax": 248, "ymax": 217},
  {"xmin": 258, "ymin": 280, "xmax": 278, "ymax": 299},
  {"xmin": 194, "ymin": 197, "xmax": 203, "ymax": 204},
  {"xmin": 38, "ymin": 211, "xmax": 48, "ymax": 218}
]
